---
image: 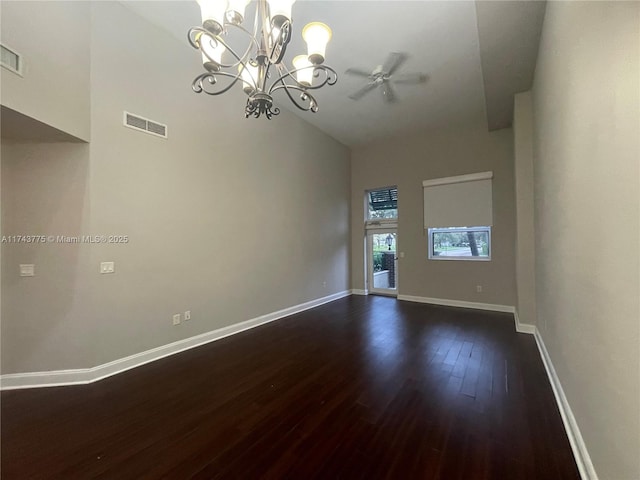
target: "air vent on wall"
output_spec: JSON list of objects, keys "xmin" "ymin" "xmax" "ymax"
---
[
  {"xmin": 1, "ymin": 44, "xmax": 23, "ymax": 76},
  {"xmin": 123, "ymin": 111, "xmax": 168, "ymax": 139}
]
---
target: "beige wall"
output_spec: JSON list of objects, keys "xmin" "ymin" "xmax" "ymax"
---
[
  {"xmin": 1, "ymin": 1, "xmax": 350, "ymax": 373},
  {"xmin": 513, "ymin": 92, "xmax": 536, "ymax": 326},
  {"xmin": 0, "ymin": 1, "xmax": 90, "ymax": 141},
  {"xmin": 532, "ymin": 2, "xmax": 639, "ymax": 478},
  {"xmin": 351, "ymin": 123, "xmax": 516, "ymax": 306},
  {"xmin": 1, "ymin": 142, "xmax": 95, "ymax": 372}
]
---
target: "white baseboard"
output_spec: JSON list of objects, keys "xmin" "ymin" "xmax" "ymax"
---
[
  {"xmin": 0, "ymin": 290, "xmax": 352, "ymax": 391},
  {"xmin": 534, "ymin": 328, "xmax": 598, "ymax": 480},
  {"xmin": 397, "ymin": 295, "xmax": 539, "ymax": 337},
  {"xmin": 398, "ymin": 294, "xmax": 515, "ymax": 313},
  {"xmin": 351, "ymin": 289, "xmax": 368, "ymax": 295},
  {"xmin": 0, "ymin": 368, "xmax": 93, "ymax": 389},
  {"xmin": 397, "ymin": 294, "xmax": 593, "ymax": 478},
  {"xmin": 1, "ymin": 289, "xmax": 595, "ymax": 480},
  {"xmin": 514, "ymin": 310, "xmax": 536, "ymax": 334}
]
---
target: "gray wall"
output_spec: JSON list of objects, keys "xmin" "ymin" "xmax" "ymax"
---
[
  {"xmin": 513, "ymin": 92, "xmax": 536, "ymax": 327},
  {"xmin": 1, "ymin": 1, "xmax": 350, "ymax": 373},
  {"xmin": 351, "ymin": 123, "xmax": 516, "ymax": 306},
  {"xmin": 531, "ymin": 2, "xmax": 639, "ymax": 478},
  {"xmin": 1, "ymin": 142, "xmax": 94, "ymax": 371},
  {"xmin": 0, "ymin": 1, "xmax": 90, "ymax": 141}
]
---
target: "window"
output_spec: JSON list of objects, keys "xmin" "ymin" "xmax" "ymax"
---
[
  {"xmin": 428, "ymin": 226, "xmax": 491, "ymax": 260},
  {"xmin": 367, "ymin": 187, "xmax": 397, "ymax": 220},
  {"xmin": 423, "ymin": 171, "xmax": 493, "ymax": 261}
]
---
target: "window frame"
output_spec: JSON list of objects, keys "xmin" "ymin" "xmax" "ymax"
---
[
  {"xmin": 366, "ymin": 186, "xmax": 398, "ymax": 221},
  {"xmin": 427, "ymin": 226, "xmax": 491, "ymax": 261}
]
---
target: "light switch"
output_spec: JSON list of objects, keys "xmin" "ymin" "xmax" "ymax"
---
[
  {"xmin": 399, "ymin": 252, "xmax": 405, "ymax": 258},
  {"xmin": 20, "ymin": 264, "xmax": 35, "ymax": 277},
  {"xmin": 100, "ymin": 261, "xmax": 115, "ymax": 274}
]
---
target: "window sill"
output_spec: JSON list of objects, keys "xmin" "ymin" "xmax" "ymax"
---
[{"xmin": 429, "ymin": 256, "xmax": 491, "ymax": 262}]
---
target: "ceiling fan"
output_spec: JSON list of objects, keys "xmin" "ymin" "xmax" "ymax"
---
[{"xmin": 345, "ymin": 52, "xmax": 427, "ymax": 103}]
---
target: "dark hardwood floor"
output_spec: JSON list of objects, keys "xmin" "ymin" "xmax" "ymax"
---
[{"xmin": 2, "ymin": 296, "xmax": 579, "ymax": 479}]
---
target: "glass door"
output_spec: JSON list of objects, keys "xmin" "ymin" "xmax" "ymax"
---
[{"xmin": 367, "ymin": 229, "xmax": 398, "ymax": 296}]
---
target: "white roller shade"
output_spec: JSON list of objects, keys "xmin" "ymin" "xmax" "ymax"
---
[{"xmin": 423, "ymin": 171, "xmax": 493, "ymax": 228}]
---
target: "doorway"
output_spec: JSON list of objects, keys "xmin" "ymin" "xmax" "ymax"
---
[{"xmin": 367, "ymin": 229, "xmax": 398, "ymax": 296}]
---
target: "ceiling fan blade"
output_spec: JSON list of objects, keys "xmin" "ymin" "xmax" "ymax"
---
[
  {"xmin": 348, "ymin": 82, "xmax": 377, "ymax": 101},
  {"xmin": 382, "ymin": 52, "xmax": 407, "ymax": 76},
  {"xmin": 392, "ymin": 73, "xmax": 428, "ymax": 85},
  {"xmin": 381, "ymin": 82, "xmax": 397, "ymax": 103},
  {"xmin": 345, "ymin": 68, "xmax": 372, "ymax": 79}
]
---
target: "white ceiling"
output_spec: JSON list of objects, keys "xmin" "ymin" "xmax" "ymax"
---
[{"xmin": 121, "ymin": 0, "xmax": 545, "ymax": 146}]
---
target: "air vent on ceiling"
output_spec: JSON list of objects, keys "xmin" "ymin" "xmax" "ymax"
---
[
  {"xmin": 123, "ymin": 111, "xmax": 168, "ymax": 139},
  {"xmin": 1, "ymin": 44, "xmax": 23, "ymax": 76}
]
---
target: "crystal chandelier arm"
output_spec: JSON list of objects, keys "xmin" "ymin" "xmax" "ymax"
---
[{"xmin": 192, "ymin": 71, "xmax": 244, "ymax": 96}]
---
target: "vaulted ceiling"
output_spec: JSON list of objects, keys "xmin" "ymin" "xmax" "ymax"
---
[{"xmin": 122, "ymin": 0, "xmax": 546, "ymax": 146}]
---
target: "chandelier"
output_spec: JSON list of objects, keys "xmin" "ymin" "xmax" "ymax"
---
[{"xmin": 188, "ymin": 0, "xmax": 338, "ymax": 119}]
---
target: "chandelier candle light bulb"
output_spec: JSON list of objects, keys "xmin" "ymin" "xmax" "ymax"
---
[
  {"xmin": 292, "ymin": 55, "xmax": 313, "ymax": 86},
  {"xmin": 197, "ymin": 0, "xmax": 228, "ymax": 34},
  {"xmin": 188, "ymin": 0, "xmax": 337, "ymax": 119},
  {"xmin": 302, "ymin": 22, "xmax": 332, "ymax": 65},
  {"xmin": 267, "ymin": 0, "xmax": 296, "ymax": 27}
]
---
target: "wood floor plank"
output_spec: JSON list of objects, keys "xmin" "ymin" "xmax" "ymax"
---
[{"xmin": 1, "ymin": 296, "xmax": 580, "ymax": 479}]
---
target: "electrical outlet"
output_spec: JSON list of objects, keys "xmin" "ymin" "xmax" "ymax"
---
[
  {"xmin": 173, "ymin": 314, "xmax": 181, "ymax": 325},
  {"xmin": 476, "ymin": 285, "xmax": 483, "ymax": 293},
  {"xmin": 19, "ymin": 264, "xmax": 35, "ymax": 277},
  {"xmin": 100, "ymin": 261, "xmax": 115, "ymax": 274},
  {"xmin": 184, "ymin": 310, "xmax": 191, "ymax": 321}
]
